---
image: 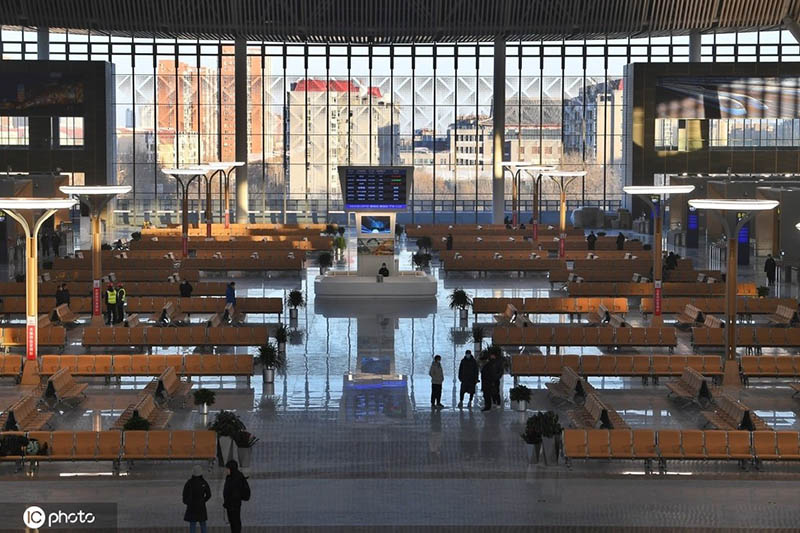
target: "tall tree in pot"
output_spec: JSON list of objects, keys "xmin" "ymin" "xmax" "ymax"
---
[
  {"xmin": 257, "ymin": 341, "xmax": 286, "ymax": 383},
  {"xmin": 193, "ymin": 388, "xmax": 216, "ymax": 423},
  {"xmin": 449, "ymin": 288, "xmax": 472, "ymax": 327},
  {"xmin": 318, "ymin": 252, "xmax": 333, "ymax": 275},
  {"xmin": 275, "ymin": 323, "xmax": 288, "ymax": 356},
  {"xmin": 209, "ymin": 410, "xmax": 245, "ymax": 466},
  {"xmin": 287, "ymin": 289, "xmax": 305, "ymax": 327}
]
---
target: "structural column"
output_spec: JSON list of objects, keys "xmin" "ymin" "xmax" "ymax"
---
[
  {"xmin": 653, "ymin": 206, "xmax": 663, "ymax": 323},
  {"xmin": 37, "ymin": 27, "xmax": 49, "ymax": 60},
  {"xmin": 492, "ymin": 38, "xmax": 505, "ymax": 225},
  {"xmin": 725, "ymin": 234, "xmax": 737, "ymax": 363},
  {"xmin": 689, "ymin": 31, "xmax": 701, "ymax": 62},
  {"xmin": 90, "ymin": 214, "xmax": 102, "ymax": 319},
  {"xmin": 234, "ymin": 38, "xmax": 249, "ymax": 224}
]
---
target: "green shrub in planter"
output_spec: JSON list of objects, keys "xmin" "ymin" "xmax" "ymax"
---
[
  {"xmin": 257, "ymin": 342, "xmax": 286, "ymax": 371},
  {"xmin": 193, "ymin": 388, "xmax": 216, "ymax": 407},
  {"xmin": 287, "ymin": 289, "xmax": 305, "ymax": 309},
  {"xmin": 412, "ymin": 252, "xmax": 431, "ymax": 269},
  {"xmin": 275, "ymin": 324, "xmax": 288, "ymax": 345},
  {"xmin": 509, "ymin": 385, "xmax": 532, "ymax": 403},
  {"xmin": 123, "ymin": 414, "xmax": 151, "ymax": 431},
  {"xmin": 471, "ymin": 324, "xmax": 485, "ymax": 345},
  {"xmin": 448, "ymin": 288, "xmax": 472, "ymax": 311},
  {"xmin": 131, "ymin": 231, "xmax": 142, "ymax": 241},
  {"xmin": 233, "ymin": 430, "xmax": 259, "ymax": 448},
  {"xmin": 318, "ymin": 252, "xmax": 333, "ymax": 271},
  {"xmin": 757, "ymin": 285, "xmax": 769, "ymax": 298},
  {"xmin": 520, "ymin": 415, "xmax": 542, "ymax": 445},
  {"xmin": 208, "ymin": 410, "xmax": 246, "ymax": 437}
]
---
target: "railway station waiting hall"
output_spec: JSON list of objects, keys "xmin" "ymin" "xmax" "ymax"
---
[{"xmin": 2, "ymin": 1, "xmax": 800, "ymax": 531}]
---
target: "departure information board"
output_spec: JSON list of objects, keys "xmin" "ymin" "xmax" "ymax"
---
[{"xmin": 339, "ymin": 167, "xmax": 410, "ymax": 210}]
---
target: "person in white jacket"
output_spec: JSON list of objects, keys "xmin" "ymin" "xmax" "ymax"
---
[{"xmin": 429, "ymin": 355, "xmax": 444, "ymax": 409}]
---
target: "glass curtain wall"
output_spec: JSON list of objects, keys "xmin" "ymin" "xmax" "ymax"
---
[{"xmin": 0, "ymin": 27, "xmax": 795, "ymax": 225}]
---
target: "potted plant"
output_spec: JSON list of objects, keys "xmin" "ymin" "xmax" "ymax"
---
[
  {"xmin": 520, "ymin": 414, "xmax": 543, "ymax": 464},
  {"xmin": 449, "ymin": 288, "xmax": 472, "ymax": 326},
  {"xmin": 232, "ymin": 430, "xmax": 259, "ymax": 468},
  {"xmin": 193, "ymin": 388, "xmax": 216, "ymax": 415},
  {"xmin": 416, "ymin": 236, "xmax": 432, "ymax": 252},
  {"xmin": 471, "ymin": 324, "xmax": 485, "ymax": 355},
  {"xmin": 757, "ymin": 285, "xmax": 769, "ymax": 298},
  {"xmin": 287, "ymin": 289, "xmax": 305, "ymax": 323},
  {"xmin": 275, "ymin": 323, "xmax": 288, "ymax": 355},
  {"xmin": 123, "ymin": 414, "xmax": 151, "ymax": 431},
  {"xmin": 412, "ymin": 252, "xmax": 431, "ymax": 270},
  {"xmin": 533, "ymin": 411, "xmax": 562, "ymax": 465},
  {"xmin": 209, "ymin": 410, "xmax": 246, "ymax": 465},
  {"xmin": 318, "ymin": 251, "xmax": 333, "ymax": 274},
  {"xmin": 130, "ymin": 231, "xmax": 142, "ymax": 241},
  {"xmin": 509, "ymin": 385, "xmax": 532, "ymax": 412},
  {"xmin": 257, "ymin": 342, "xmax": 286, "ymax": 383}
]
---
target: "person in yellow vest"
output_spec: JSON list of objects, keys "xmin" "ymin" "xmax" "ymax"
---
[
  {"xmin": 104, "ymin": 283, "xmax": 116, "ymax": 325},
  {"xmin": 115, "ymin": 282, "xmax": 127, "ymax": 324}
]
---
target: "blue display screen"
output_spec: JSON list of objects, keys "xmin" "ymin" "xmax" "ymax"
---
[
  {"xmin": 688, "ymin": 207, "xmax": 698, "ymax": 230},
  {"xmin": 738, "ymin": 223, "xmax": 749, "ymax": 244}
]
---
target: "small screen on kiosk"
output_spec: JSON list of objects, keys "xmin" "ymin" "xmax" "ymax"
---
[{"xmin": 360, "ymin": 215, "xmax": 391, "ymax": 234}]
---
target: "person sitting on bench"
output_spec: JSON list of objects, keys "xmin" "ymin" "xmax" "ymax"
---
[{"xmin": 378, "ymin": 263, "xmax": 390, "ymax": 277}]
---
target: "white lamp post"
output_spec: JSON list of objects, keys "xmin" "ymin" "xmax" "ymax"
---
[
  {"xmin": 542, "ymin": 170, "xmax": 586, "ymax": 257},
  {"xmin": 0, "ymin": 197, "xmax": 77, "ymax": 384},
  {"xmin": 60, "ymin": 186, "xmax": 131, "ymax": 325},
  {"xmin": 624, "ymin": 185, "xmax": 695, "ymax": 325},
  {"xmin": 502, "ymin": 162, "xmax": 554, "ymax": 238},
  {"xmin": 161, "ymin": 167, "xmax": 212, "ymax": 257},
  {"xmin": 689, "ymin": 198, "xmax": 779, "ymax": 386},
  {"xmin": 206, "ymin": 162, "xmax": 244, "ymax": 230}
]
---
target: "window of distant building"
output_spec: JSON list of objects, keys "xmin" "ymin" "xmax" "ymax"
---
[
  {"xmin": 0, "ymin": 116, "xmax": 28, "ymax": 146},
  {"xmin": 57, "ymin": 116, "xmax": 84, "ymax": 146}
]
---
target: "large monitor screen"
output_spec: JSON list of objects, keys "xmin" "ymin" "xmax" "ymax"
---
[{"xmin": 339, "ymin": 166, "xmax": 410, "ymax": 210}]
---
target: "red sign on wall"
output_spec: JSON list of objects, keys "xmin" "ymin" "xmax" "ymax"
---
[
  {"xmin": 532, "ymin": 222, "xmax": 538, "ymax": 241},
  {"xmin": 558, "ymin": 234, "xmax": 566, "ymax": 258},
  {"xmin": 92, "ymin": 279, "xmax": 101, "ymax": 316},
  {"xmin": 26, "ymin": 315, "xmax": 36, "ymax": 360},
  {"xmin": 654, "ymin": 280, "xmax": 663, "ymax": 316}
]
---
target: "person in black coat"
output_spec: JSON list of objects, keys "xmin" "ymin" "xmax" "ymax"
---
[
  {"xmin": 765, "ymin": 254, "xmax": 777, "ymax": 286},
  {"xmin": 616, "ymin": 232, "xmax": 626, "ymax": 251},
  {"xmin": 180, "ymin": 280, "xmax": 193, "ymax": 298},
  {"xmin": 183, "ymin": 465, "xmax": 211, "ymax": 533},
  {"xmin": 223, "ymin": 460, "xmax": 250, "ymax": 533},
  {"xmin": 445, "ymin": 233, "xmax": 453, "ymax": 251},
  {"xmin": 457, "ymin": 350, "xmax": 480, "ymax": 408},
  {"xmin": 489, "ymin": 353, "xmax": 504, "ymax": 407},
  {"xmin": 586, "ymin": 231, "xmax": 597, "ymax": 251}
]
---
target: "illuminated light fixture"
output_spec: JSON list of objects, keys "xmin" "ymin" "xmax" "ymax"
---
[
  {"xmin": 59, "ymin": 185, "xmax": 131, "ymax": 196},
  {"xmin": 688, "ymin": 199, "xmax": 779, "ymax": 211},
  {"xmin": 623, "ymin": 185, "xmax": 695, "ymax": 195},
  {"xmin": 689, "ymin": 197, "xmax": 779, "ymax": 381},
  {"xmin": 59, "ymin": 186, "xmax": 132, "ymax": 324},
  {"xmin": 206, "ymin": 161, "xmax": 245, "ymax": 169},
  {"xmin": 501, "ymin": 163, "xmax": 555, "ymax": 227},
  {"xmin": 624, "ymin": 185, "xmax": 695, "ymax": 325},
  {"xmin": 542, "ymin": 170, "xmax": 587, "ymax": 257},
  {"xmin": 0, "ymin": 198, "xmax": 77, "ymax": 210},
  {"xmin": 161, "ymin": 167, "xmax": 213, "ymax": 256}
]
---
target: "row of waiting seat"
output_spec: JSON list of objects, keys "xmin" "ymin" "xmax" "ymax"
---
[
  {"xmin": 405, "ymin": 223, "xmax": 583, "ymax": 237},
  {"xmin": 563, "ymin": 429, "xmax": 800, "ymax": 469},
  {"xmin": 693, "ymin": 327, "xmax": 800, "ymax": 349},
  {"xmin": 82, "ymin": 326, "xmax": 269, "ymax": 348},
  {"xmin": 38, "ymin": 354, "xmax": 253, "ymax": 378},
  {"xmin": 510, "ymin": 354, "xmax": 723, "ymax": 380},
  {"xmin": 739, "ymin": 356, "xmax": 800, "ymax": 381},
  {"xmin": 493, "ymin": 326, "xmax": 678, "ymax": 350},
  {"xmin": 2, "ymin": 296, "xmax": 283, "ymax": 316},
  {"xmin": 131, "ymin": 237, "xmax": 330, "ymax": 251},
  {"xmin": 567, "ymin": 282, "xmax": 757, "ymax": 298},
  {"xmin": 474, "ymin": 297, "xmax": 628, "ymax": 316},
  {"xmin": 641, "ymin": 297, "xmax": 796, "ymax": 317},
  {"xmin": 0, "ymin": 281, "xmax": 228, "ymax": 298},
  {"xmin": 0, "ymin": 430, "xmax": 215, "ymax": 469},
  {"xmin": 0, "ymin": 326, "xmax": 65, "ymax": 348}
]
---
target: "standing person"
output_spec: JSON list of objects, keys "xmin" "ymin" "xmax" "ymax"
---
[
  {"xmin": 490, "ymin": 352, "xmax": 504, "ymax": 408},
  {"xmin": 765, "ymin": 254, "xmax": 777, "ymax": 287},
  {"xmin": 223, "ymin": 460, "xmax": 250, "ymax": 533},
  {"xmin": 429, "ymin": 355, "xmax": 444, "ymax": 409},
  {"xmin": 115, "ymin": 282, "xmax": 127, "ymax": 324},
  {"xmin": 180, "ymin": 279, "xmax": 193, "ymax": 298},
  {"xmin": 480, "ymin": 355, "xmax": 495, "ymax": 411},
  {"xmin": 616, "ymin": 232, "xmax": 626, "ymax": 250},
  {"xmin": 183, "ymin": 465, "xmax": 211, "ymax": 533},
  {"xmin": 225, "ymin": 282, "xmax": 236, "ymax": 307},
  {"xmin": 51, "ymin": 231, "xmax": 61, "ymax": 258},
  {"xmin": 586, "ymin": 231, "xmax": 597, "ymax": 251},
  {"xmin": 104, "ymin": 283, "xmax": 116, "ymax": 325},
  {"xmin": 445, "ymin": 233, "xmax": 453, "ymax": 251},
  {"xmin": 457, "ymin": 350, "xmax": 479, "ymax": 408}
]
